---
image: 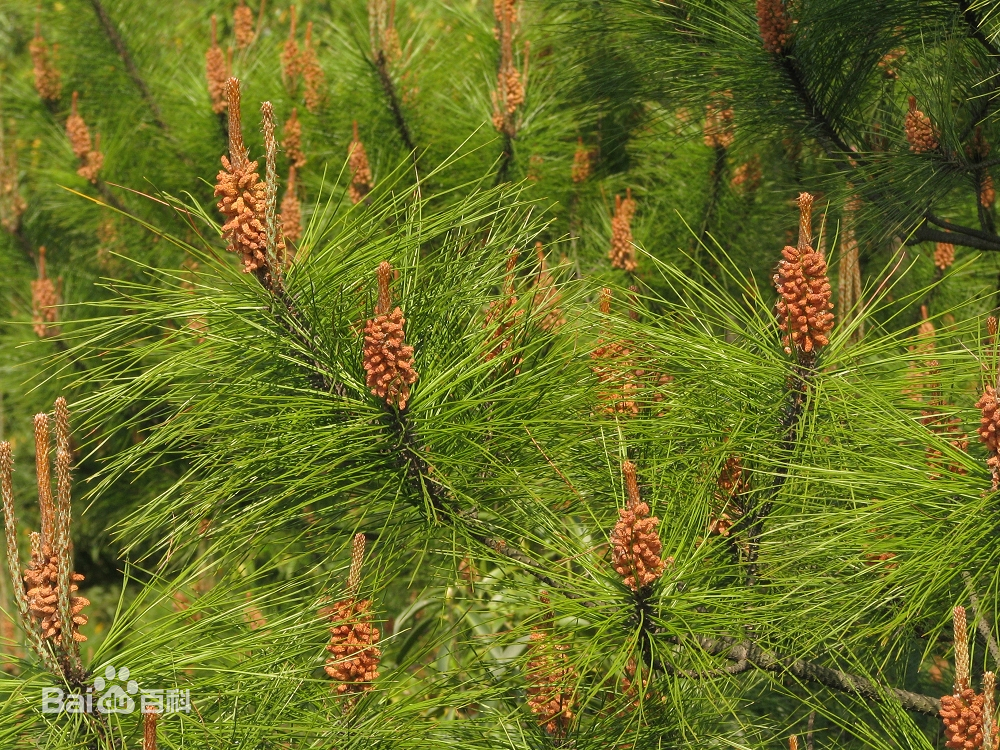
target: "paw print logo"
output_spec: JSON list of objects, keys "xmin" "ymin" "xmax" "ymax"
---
[{"xmin": 94, "ymin": 665, "xmax": 139, "ymax": 714}]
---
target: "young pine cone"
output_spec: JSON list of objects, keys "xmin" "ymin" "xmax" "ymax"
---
[
  {"xmin": 525, "ymin": 628, "xmax": 576, "ymax": 736},
  {"xmin": 940, "ymin": 688, "xmax": 990, "ymax": 750},
  {"xmin": 363, "ymin": 261, "xmax": 418, "ymax": 409},
  {"xmin": 324, "ymin": 598, "xmax": 381, "ymax": 695},
  {"xmin": 757, "ymin": 0, "xmax": 791, "ymax": 54},
  {"xmin": 906, "ymin": 96, "xmax": 938, "ymax": 154},
  {"xmin": 23, "ymin": 541, "xmax": 89, "ymax": 644},
  {"xmin": 773, "ymin": 193, "xmax": 834, "ymax": 356},
  {"xmin": 935, "ymin": 242, "xmax": 955, "ymax": 271},
  {"xmin": 609, "ymin": 189, "xmax": 637, "ymax": 273},
  {"xmin": 610, "ymin": 461, "xmax": 667, "ymax": 591}
]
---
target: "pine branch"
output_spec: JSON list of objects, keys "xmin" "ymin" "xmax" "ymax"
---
[
  {"xmin": 957, "ymin": 0, "xmax": 1000, "ymax": 58},
  {"xmin": 372, "ymin": 51, "xmax": 416, "ymax": 159},
  {"xmin": 85, "ymin": 0, "xmax": 168, "ymax": 132},
  {"xmin": 670, "ymin": 635, "xmax": 943, "ymax": 716},
  {"xmin": 912, "ymin": 221, "xmax": 1000, "ymax": 252}
]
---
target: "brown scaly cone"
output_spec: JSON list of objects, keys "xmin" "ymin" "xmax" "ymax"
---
[
  {"xmin": 906, "ymin": 96, "xmax": 938, "ymax": 154},
  {"xmin": 283, "ymin": 107, "xmax": 306, "ymax": 168},
  {"xmin": 32, "ymin": 246, "xmax": 60, "ymax": 338},
  {"xmin": 703, "ymin": 93, "xmax": 734, "ymax": 149},
  {"xmin": 30, "ymin": 22, "xmax": 62, "ymax": 102},
  {"xmin": 484, "ymin": 248, "xmax": 524, "ymax": 363},
  {"xmin": 983, "ymin": 174, "xmax": 996, "ymax": 210},
  {"xmin": 77, "ymin": 135, "xmax": 104, "ymax": 184},
  {"xmin": 491, "ymin": 0, "xmax": 525, "ymax": 138},
  {"xmin": 214, "ymin": 78, "xmax": 269, "ymax": 275},
  {"xmin": 610, "ymin": 461, "xmax": 668, "ymax": 591},
  {"xmin": 940, "ymin": 606, "xmax": 998, "ymax": 750},
  {"xmin": 324, "ymin": 534, "xmax": 381, "ymax": 697},
  {"xmin": 300, "ymin": 22, "xmax": 325, "ymax": 113},
  {"xmin": 977, "ymin": 382, "xmax": 1000, "ymax": 492},
  {"xmin": 609, "ymin": 189, "xmax": 637, "ymax": 273},
  {"xmin": 234, "ymin": 0, "xmax": 255, "ymax": 49},
  {"xmin": 757, "ymin": 0, "xmax": 791, "ymax": 54},
  {"xmin": 936, "ymin": 242, "xmax": 956, "ymax": 271},
  {"xmin": 591, "ymin": 289, "xmax": 639, "ymax": 415},
  {"xmin": 282, "ymin": 5, "xmax": 300, "ymax": 87},
  {"xmin": 571, "ymin": 138, "xmax": 591, "ymax": 183},
  {"xmin": 279, "ymin": 165, "xmax": 302, "ymax": 247},
  {"xmin": 525, "ymin": 595, "xmax": 576, "ymax": 737},
  {"xmin": 206, "ymin": 16, "xmax": 229, "ymax": 114},
  {"xmin": 532, "ymin": 242, "xmax": 565, "ymax": 332},
  {"xmin": 363, "ymin": 261, "xmax": 418, "ymax": 409},
  {"xmin": 23, "ymin": 536, "xmax": 87, "ymax": 644},
  {"xmin": 879, "ymin": 48, "xmax": 906, "ymax": 79},
  {"xmin": 773, "ymin": 192, "xmax": 834, "ymax": 357},
  {"xmin": 348, "ymin": 121, "xmax": 372, "ymax": 204}
]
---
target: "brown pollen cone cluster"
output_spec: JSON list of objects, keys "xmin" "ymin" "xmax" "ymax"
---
[
  {"xmin": 936, "ymin": 242, "xmax": 955, "ymax": 271},
  {"xmin": 205, "ymin": 16, "xmax": 229, "ymax": 114},
  {"xmin": 591, "ymin": 289, "xmax": 639, "ymax": 415},
  {"xmin": 525, "ymin": 596, "xmax": 576, "ymax": 736},
  {"xmin": 940, "ymin": 606, "xmax": 998, "ymax": 749},
  {"xmin": 214, "ymin": 79, "xmax": 269, "ymax": 275},
  {"xmin": 710, "ymin": 455, "xmax": 748, "ymax": 536},
  {"xmin": 65, "ymin": 92, "xmax": 103, "ymax": 183},
  {"xmin": 300, "ymin": 23, "xmax": 325, "ymax": 113},
  {"xmin": 571, "ymin": 138, "xmax": 591, "ymax": 183},
  {"xmin": 491, "ymin": 0, "xmax": 525, "ymax": 138},
  {"xmin": 1, "ymin": 128, "xmax": 27, "ymax": 233},
  {"xmin": 283, "ymin": 108, "xmax": 307, "ymax": 168},
  {"xmin": 370, "ymin": 0, "xmax": 403, "ymax": 63},
  {"xmin": 976, "ymin": 384, "xmax": 1000, "ymax": 491},
  {"xmin": 280, "ymin": 165, "xmax": 302, "ymax": 246},
  {"xmin": 282, "ymin": 5, "xmax": 300, "ymax": 86},
  {"xmin": 906, "ymin": 96, "xmax": 938, "ymax": 153},
  {"xmin": 348, "ymin": 121, "xmax": 372, "ymax": 204},
  {"xmin": 731, "ymin": 155, "xmax": 762, "ymax": 193},
  {"xmin": 773, "ymin": 192, "xmax": 834, "ymax": 356},
  {"xmin": 24, "ymin": 534, "xmax": 87, "ymax": 644},
  {"xmin": 532, "ymin": 243, "xmax": 564, "ymax": 332},
  {"xmin": 234, "ymin": 0, "xmax": 255, "ymax": 49},
  {"xmin": 31, "ymin": 246, "xmax": 61, "ymax": 338},
  {"xmin": 609, "ymin": 189, "xmax": 637, "ymax": 272},
  {"xmin": 982, "ymin": 175, "xmax": 995, "ymax": 210},
  {"xmin": 610, "ymin": 461, "xmax": 667, "ymax": 591},
  {"xmin": 703, "ymin": 94, "xmax": 734, "ymax": 149},
  {"xmin": 757, "ymin": 0, "xmax": 791, "ymax": 54},
  {"xmin": 323, "ymin": 534, "xmax": 381, "ymax": 697},
  {"xmin": 363, "ymin": 261, "xmax": 418, "ymax": 409},
  {"xmin": 484, "ymin": 248, "xmax": 524, "ymax": 362},
  {"xmin": 30, "ymin": 23, "xmax": 62, "ymax": 102}
]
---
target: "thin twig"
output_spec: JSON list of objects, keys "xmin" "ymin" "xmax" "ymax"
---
[{"xmin": 963, "ymin": 571, "xmax": 1000, "ymax": 667}]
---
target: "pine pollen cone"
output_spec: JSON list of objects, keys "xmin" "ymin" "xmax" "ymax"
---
[
  {"xmin": 23, "ymin": 539, "xmax": 89, "ymax": 644},
  {"xmin": 214, "ymin": 80, "xmax": 269, "ymax": 274},
  {"xmin": 206, "ymin": 16, "xmax": 229, "ymax": 114},
  {"xmin": 283, "ymin": 108, "xmax": 307, "ymax": 167},
  {"xmin": 610, "ymin": 461, "xmax": 667, "ymax": 591},
  {"xmin": 363, "ymin": 261, "xmax": 418, "ymax": 409},
  {"xmin": 525, "ymin": 627, "xmax": 576, "ymax": 736},
  {"xmin": 323, "ymin": 597, "xmax": 381, "ymax": 694},
  {"xmin": 234, "ymin": 0, "xmax": 255, "ymax": 49},
  {"xmin": 571, "ymin": 138, "xmax": 591, "ymax": 183},
  {"xmin": 32, "ymin": 247, "xmax": 60, "ymax": 338},
  {"xmin": 757, "ymin": 0, "xmax": 791, "ymax": 54},
  {"xmin": 935, "ymin": 242, "xmax": 955, "ymax": 271},
  {"xmin": 484, "ymin": 249, "xmax": 524, "ymax": 361},
  {"xmin": 282, "ymin": 5, "xmax": 300, "ymax": 85},
  {"xmin": 773, "ymin": 192, "xmax": 834, "ymax": 355},
  {"xmin": 940, "ymin": 688, "xmax": 991, "ymax": 750},
  {"xmin": 348, "ymin": 121, "xmax": 372, "ymax": 204},
  {"xmin": 609, "ymin": 189, "xmax": 637, "ymax": 273},
  {"xmin": 906, "ymin": 96, "xmax": 939, "ymax": 154},
  {"xmin": 300, "ymin": 23, "xmax": 325, "ymax": 113},
  {"xmin": 982, "ymin": 174, "xmax": 995, "ymax": 210},
  {"xmin": 977, "ymin": 385, "xmax": 1000, "ymax": 491},
  {"xmin": 30, "ymin": 24, "xmax": 62, "ymax": 102},
  {"xmin": 280, "ymin": 165, "xmax": 302, "ymax": 245},
  {"xmin": 65, "ymin": 92, "xmax": 91, "ymax": 160}
]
